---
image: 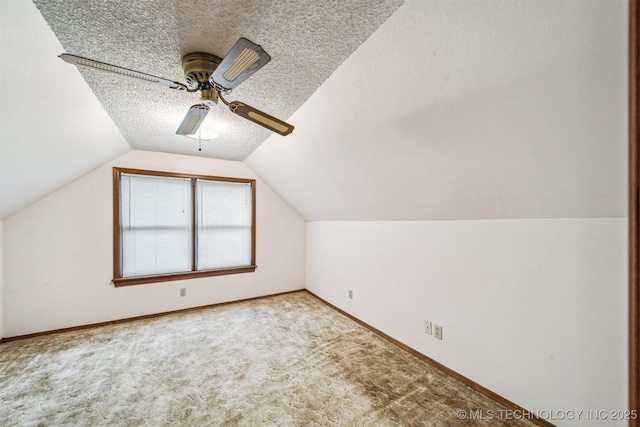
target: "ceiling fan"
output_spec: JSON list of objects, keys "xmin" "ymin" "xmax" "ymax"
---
[{"xmin": 59, "ymin": 37, "xmax": 294, "ymax": 137}]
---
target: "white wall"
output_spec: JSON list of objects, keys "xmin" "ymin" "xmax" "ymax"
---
[
  {"xmin": 0, "ymin": 220, "xmax": 4, "ymax": 339},
  {"xmin": 306, "ymin": 219, "xmax": 627, "ymax": 426},
  {"xmin": 3, "ymin": 150, "xmax": 305, "ymax": 337}
]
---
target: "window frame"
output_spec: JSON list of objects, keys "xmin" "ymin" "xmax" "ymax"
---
[{"xmin": 112, "ymin": 167, "xmax": 256, "ymax": 287}]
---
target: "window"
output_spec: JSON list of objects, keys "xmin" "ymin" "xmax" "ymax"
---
[{"xmin": 113, "ymin": 168, "xmax": 256, "ymax": 286}]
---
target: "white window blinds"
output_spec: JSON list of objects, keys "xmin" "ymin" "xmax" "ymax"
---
[
  {"xmin": 116, "ymin": 169, "xmax": 255, "ymax": 284},
  {"xmin": 120, "ymin": 173, "xmax": 192, "ymax": 277},
  {"xmin": 197, "ymin": 179, "xmax": 253, "ymax": 270}
]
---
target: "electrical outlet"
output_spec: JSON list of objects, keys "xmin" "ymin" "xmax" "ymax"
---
[
  {"xmin": 348, "ymin": 289, "xmax": 353, "ymax": 299},
  {"xmin": 424, "ymin": 321, "xmax": 432, "ymax": 335},
  {"xmin": 180, "ymin": 288, "xmax": 186, "ymax": 297},
  {"xmin": 434, "ymin": 324, "xmax": 443, "ymax": 340}
]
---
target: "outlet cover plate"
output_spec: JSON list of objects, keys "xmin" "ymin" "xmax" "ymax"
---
[
  {"xmin": 424, "ymin": 321, "xmax": 432, "ymax": 335},
  {"xmin": 434, "ymin": 324, "xmax": 443, "ymax": 340}
]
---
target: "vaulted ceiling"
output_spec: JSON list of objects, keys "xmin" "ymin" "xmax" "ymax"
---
[
  {"xmin": 0, "ymin": 0, "xmax": 628, "ymax": 221},
  {"xmin": 0, "ymin": 0, "xmax": 402, "ymax": 218},
  {"xmin": 32, "ymin": 0, "xmax": 403, "ymax": 160}
]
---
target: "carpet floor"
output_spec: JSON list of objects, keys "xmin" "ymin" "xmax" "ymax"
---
[{"xmin": 0, "ymin": 291, "xmax": 536, "ymax": 426}]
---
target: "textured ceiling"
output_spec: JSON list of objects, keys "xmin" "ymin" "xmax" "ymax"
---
[{"xmin": 33, "ymin": 0, "xmax": 403, "ymax": 161}]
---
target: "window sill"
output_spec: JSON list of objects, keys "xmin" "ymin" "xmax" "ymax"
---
[{"xmin": 113, "ymin": 265, "xmax": 257, "ymax": 287}]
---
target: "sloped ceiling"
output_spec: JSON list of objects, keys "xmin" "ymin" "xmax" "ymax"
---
[
  {"xmin": 0, "ymin": 0, "xmax": 130, "ymax": 219},
  {"xmin": 32, "ymin": 0, "xmax": 403, "ymax": 160},
  {"xmin": 246, "ymin": 0, "xmax": 628, "ymax": 221},
  {"xmin": 0, "ymin": 0, "xmax": 402, "ymax": 219}
]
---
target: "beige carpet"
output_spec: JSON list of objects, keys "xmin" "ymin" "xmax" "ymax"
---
[{"xmin": 0, "ymin": 291, "xmax": 536, "ymax": 426}]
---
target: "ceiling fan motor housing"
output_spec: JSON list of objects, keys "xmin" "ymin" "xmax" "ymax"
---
[{"xmin": 181, "ymin": 52, "xmax": 222, "ymax": 89}]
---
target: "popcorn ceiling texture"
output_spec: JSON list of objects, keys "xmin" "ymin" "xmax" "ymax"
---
[{"xmin": 33, "ymin": 0, "xmax": 404, "ymax": 160}]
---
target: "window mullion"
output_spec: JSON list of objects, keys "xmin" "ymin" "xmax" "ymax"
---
[{"xmin": 191, "ymin": 178, "xmax": 197, "ymax": 272}]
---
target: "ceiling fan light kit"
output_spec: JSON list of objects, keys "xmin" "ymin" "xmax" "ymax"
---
[
  {"xmin": 59, "ymin": 37, "xmax": 294, "ymax": 140},
  {"xmin": 185, "ymin": 126, "xmax": 219, "ymax": 141}
]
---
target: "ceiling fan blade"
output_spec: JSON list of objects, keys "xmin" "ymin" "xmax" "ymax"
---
[
  {"xmin": 176, "ymin": 104, "xmax": 209, "ymax": 136},
  {"xmin": 210, "ymin": 38, "xmax": 271, "ymax": 91},
  {"xmin": 228, "ymin": 101, "xmax": 293, "ymax": 136},
  {"xmin": 59, "ymin": 53, "xmax": 188, "ymax": 91}
]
